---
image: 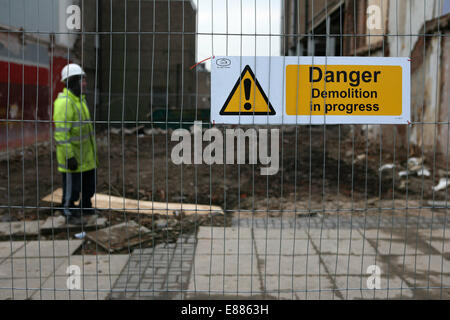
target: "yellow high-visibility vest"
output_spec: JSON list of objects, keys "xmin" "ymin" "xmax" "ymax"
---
[{"xmin": 53, "ymin": 88, "xmax": 97, "ymax": 173}]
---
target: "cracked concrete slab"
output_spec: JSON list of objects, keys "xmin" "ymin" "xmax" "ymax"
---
[
  {"xmin": 0, "ymin": 221, "xmax": 44, "ymax": 238},
  {"xmin": 37, "ymin": 255, "xmax": 129, "ymax": 300},
  {"xmin": 12, "ymin": 240, "xmax": 83, "ymax": 258},
  {"xmin": 0, "ymin": 242, "xmax": 25, "ymax": 261},
  {"xmin": 187, "ymin": 224, "xmax": 450, "ymax": 300}
]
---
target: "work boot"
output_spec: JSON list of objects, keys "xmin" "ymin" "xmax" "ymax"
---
[
  {"xmin": 66, "ymin": 215, "xmax": 85, "ymax": 226},
  {"xmin": 81, "ymin": 208, "xmax": 96, "ymax": 216}
]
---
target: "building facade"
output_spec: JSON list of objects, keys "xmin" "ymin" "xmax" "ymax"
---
[
  {"xmin": 82, "ymin": 0, "xmax": 203, "ymax": 124},
  {"xmin": 284, "ymin": 0, "xmax": 450, "ymax": 169},
  {"xmin": 0, "ymin": 0, "xmax": 73, "ymax": 151}
]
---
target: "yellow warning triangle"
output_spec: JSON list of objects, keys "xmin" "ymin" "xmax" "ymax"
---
[{"xmin": 220, "ymin": 65, "xmax": 276, "ymax": 115}]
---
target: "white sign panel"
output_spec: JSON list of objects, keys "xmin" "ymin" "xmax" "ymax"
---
[{"xmin": 211, "ymin": 56, "xmax": 410, "ymax": 125}]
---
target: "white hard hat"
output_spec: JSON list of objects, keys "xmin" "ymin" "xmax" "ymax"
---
[{"xmin": 61, "ymin": 63, "xmax": 85, "ymax": 82}]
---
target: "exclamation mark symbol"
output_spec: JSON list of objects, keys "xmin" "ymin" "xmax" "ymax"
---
[{"xmin": 244, "ymin": 78, "xmax": 252, "ymax": 111}]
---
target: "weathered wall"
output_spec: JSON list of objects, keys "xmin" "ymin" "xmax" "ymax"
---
[
  {"xmin": 82, "ymin": 0, "xmax": 198, "ymax": 123},
  {"xmin": 438, "ymin": 34, "xmax": 450, "ymax": 161},
  {"xmin": 365, "ymin": 0, "xmax": 388, "ymax": 47},
  {"xmin": 386, "ymin": 0, "xmax": 440, "ymax": 57},
  {"xmin": 362, "ymin": 2, "xmax": 448, "ymax": 166},
  {"xmin": 283, "ymin": 1, "xmax": 448, "ymax": 166},
  {"xmin": 284, "ymin": 0, "xmax": 344, "ymax": 55},
  {"xmin": 0, "ymin": 1, "xmax": 74, "ymax": 151},
  {"xmin": 409, "ymin": 23, "xmax": 449, "ymax": 167}
]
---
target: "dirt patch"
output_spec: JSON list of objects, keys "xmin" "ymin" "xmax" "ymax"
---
[{"xmin": 0, "ymin": 124, "xmax": 445, "ymax": 252}]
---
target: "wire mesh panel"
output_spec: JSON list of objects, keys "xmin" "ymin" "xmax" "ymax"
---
[{"xmin": 0, "ymin": 0, "xmax": 449, "ymax": 300}]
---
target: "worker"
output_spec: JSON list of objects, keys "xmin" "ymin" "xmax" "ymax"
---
[{"xmin": 53, "ymin": 63, "xmax": 98, "ymax": 225}]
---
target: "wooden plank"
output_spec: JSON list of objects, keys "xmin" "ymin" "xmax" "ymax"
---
[{"xmin": 42, "ymin": 188, "xmax": 223, "ymax": 215}]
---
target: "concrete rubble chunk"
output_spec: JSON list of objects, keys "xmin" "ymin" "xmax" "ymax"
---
[
  {"xmin": 379, "ymin": 163, "xmax": 395, "ymax": 172},
  {"xmin": 433, "ymin": 177, "xmax": 450, "ymax": 192},
  {"xmin": 417, "ymin": 168, "xmax": 431, "ymax": 177},
  {"xmin": 407, "ymin": 157, "xmax": 423, "ymax": 169}
]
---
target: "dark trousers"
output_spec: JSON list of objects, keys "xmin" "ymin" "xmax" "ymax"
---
[{"xmin": 61, "ymin": 169, "xmax": 96, "ymax": 217}]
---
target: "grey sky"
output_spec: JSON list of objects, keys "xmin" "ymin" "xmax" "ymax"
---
[
  {"xmin": 0, "ymin": 0, "xmax": 282, "ymax": 68},
  {"xmin": 0, "ymin": 0, "xmax": 57, "ymax": 36},
  {"xmin": 194, "ymin": 0, "xmax": 282, "ymax": 69}
]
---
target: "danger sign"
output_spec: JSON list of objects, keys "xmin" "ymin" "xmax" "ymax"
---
[
  {"xmin": 286, "ymin": 65, "xmax": 402, "ymax": 116},
  {"xmin": 211, "ymin": 56, "xmax": 410, "ymax": 125},
  {"xmin": 220, "ymin": 65, "xmax": 276, "ymax": 115}
]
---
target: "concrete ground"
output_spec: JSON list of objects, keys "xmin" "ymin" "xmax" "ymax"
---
[
  {"xmin": 0, "ymin": 240, "xmax": 128, "ymax": 300},
  {"xmin": 186, "ymin": 224, "xmax": 450, "ymax": 299},
  {"xmin": 111, "ymin": 215, "xmax": 450, "ymax": 300},
  {"xmin": 1, "ymin": 215, "xmax": 449, "ymax": 300}
]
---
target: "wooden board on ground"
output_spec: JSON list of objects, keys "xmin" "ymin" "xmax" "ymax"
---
[
  {"xmin": 85, "ymin": 221, "xmax": 153, "ymax": 253},
  {"xmin": 42, "ymin": 188, "xmax": 223, "ymax": 216}
]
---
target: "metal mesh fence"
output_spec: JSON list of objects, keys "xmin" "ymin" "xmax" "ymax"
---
[{"xmin": 0, "ymin": 0, "xmax": 449, "ymax": 300}]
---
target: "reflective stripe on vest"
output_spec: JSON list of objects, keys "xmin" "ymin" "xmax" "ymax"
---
[
  {"xmin": 55, "ymin": 95, "xmax": 93, "ymax": 143},
  {"xmin": 56, "ymin": 132, "xmax": 94, "ymax": 145},
  {"xmin": 54, "ymin": 127, "xmax": 70, "ymax": 133},
  {"xmin": 54, "ymin": 121, "xmax": 85, "ymax": 129},
  {"xmin": 58, "ymin": 163, "xmax": 68, "ymax": 170},
  {"xmin": 58, "ymin": 95, "xmax": 91, "ymax": 122}
]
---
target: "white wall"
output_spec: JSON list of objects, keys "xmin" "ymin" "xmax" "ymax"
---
[{"xmin": 387, "ymin": 0, "xmax": 441, "ymax": 57}]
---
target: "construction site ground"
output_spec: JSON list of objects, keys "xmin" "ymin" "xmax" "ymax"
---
[{"xmin": 0, "ymin": 125, "xmax": 449, "ymax": 299}]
